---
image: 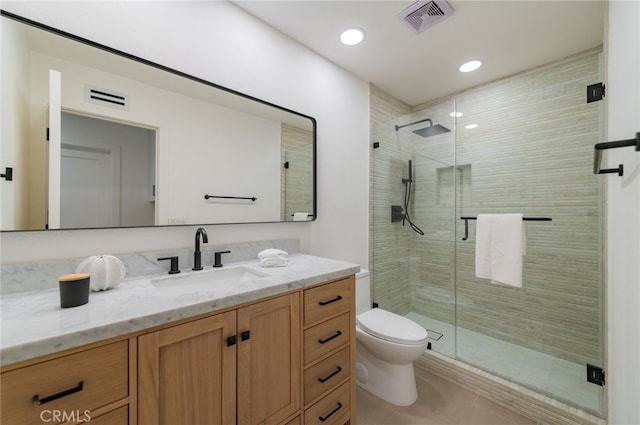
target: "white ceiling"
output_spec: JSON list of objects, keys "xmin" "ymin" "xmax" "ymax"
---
[{"xmin": 234, "ymin": 0, "xmax": 606, "ymax": 106}]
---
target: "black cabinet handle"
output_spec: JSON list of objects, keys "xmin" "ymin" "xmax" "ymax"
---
[
  {"xmin": 318, "ymin": 366, "xmax": 342, "ymax": 383},
  {"xmin": 241, "ymin": 330, "xmax": 251, "ymax": 341},
  {"xmin": 319, "ymin": 402, "xmax": 343, "ymax": 422},
  {"xmin": 227, "ymin": 335, "xmax": 237, "ymax": 346},
  {"xmin": 318, "ymin": 330, "xmax": 342, "ymax": 344},
  {"xmin": 33, "ymin": 381, "xmax": 83, "ymax": 405},
  {"xmin": 318, "ymin": 295, "xmax": 342, "ymax": 306}
]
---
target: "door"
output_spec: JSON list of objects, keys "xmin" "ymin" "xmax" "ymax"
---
[
  {"xmin": 138, "ymin": 311, "xmax": 237, "ymax": 425},
  {"xmin": 47, "ymin": 69, "xmax": 61, "ymax": 229},
  {"xmin": 237, "ymin": 293, "xmax": 301, "ymax": 425},
  {"xmin": 60, "ymin": 145, "xmax": 120, "ymax": 228}
]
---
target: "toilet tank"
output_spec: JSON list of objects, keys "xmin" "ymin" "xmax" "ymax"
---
[{"xmin": 356, "ymin": 269, "xmax": 371, "ymax": 315}]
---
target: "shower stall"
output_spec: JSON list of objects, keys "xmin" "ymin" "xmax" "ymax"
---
[{"xmin": 370, "ymin": 50, "xmax": 604, "ymax": 417}]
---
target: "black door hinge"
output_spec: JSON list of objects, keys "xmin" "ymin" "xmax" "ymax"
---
[
  {"xmin": 587, "ymin": 83, "xmax": 605, "ymax": 103},
  {"xmin": 586, "ymin": 364, "xmax": 605, "ymax": 386}
]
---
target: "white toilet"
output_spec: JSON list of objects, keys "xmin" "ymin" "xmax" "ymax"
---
[{"xmin": 355, "ymin": 270, "xmax": 429, "ymax": 406}]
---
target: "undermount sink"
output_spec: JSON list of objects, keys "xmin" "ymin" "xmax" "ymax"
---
[{"xmin": 151, "ymin": 266, "xmax": 269, "ymax": 294}]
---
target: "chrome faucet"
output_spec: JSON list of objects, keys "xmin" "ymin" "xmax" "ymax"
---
[{"xmin": 192, "ymin": 227, "xmax": 208, "ymax": 271}]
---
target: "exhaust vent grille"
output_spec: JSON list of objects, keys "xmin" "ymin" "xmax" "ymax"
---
[
  {"xmin": 398, "ymin": 0, "xmax": 454, "ymax": 34},
  {"xmin": 85, "ymin": 86, "xmax": 130, "ymax": 111}
]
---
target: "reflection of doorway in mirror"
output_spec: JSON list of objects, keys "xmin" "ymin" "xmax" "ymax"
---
[
  {"xmin": 60, "ymin": 112, "xmax": 156, "ymax": 228},
  {"xmin": 61, "ymin": 145, "xmax": 120, "ymax": 228}
]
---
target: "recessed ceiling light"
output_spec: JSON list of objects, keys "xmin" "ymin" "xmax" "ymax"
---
[
  {"xmin": 465, "ymin": 124, "xmax": 479, "ymax": 129},
  {"xmin": 340, "ymin": 27, "xmax": 365, "ymax": 46},
  {"xmin": 450, "ymin": 111, "xmax": 463, "ymax": 118},
  {"xmin": 458, "ymin": 60, "xmax": 482, "ymax": 73}
]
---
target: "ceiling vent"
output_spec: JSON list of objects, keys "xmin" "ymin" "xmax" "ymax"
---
[
  {"xmin": 398, "ymin": 0, "xmax": 454, "ymax": 34},
  {"xmin": 85, "ymin": 85, "xmax": 130, "ymax": 111}
]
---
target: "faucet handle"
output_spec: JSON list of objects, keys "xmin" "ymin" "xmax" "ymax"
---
[
  {"xmin": 213, "ymin": 251, "xmax": 231, "ymax": 268},
  {"xmin": 158, "ymin": 256, "xmax": 181, "ymax": 274}
]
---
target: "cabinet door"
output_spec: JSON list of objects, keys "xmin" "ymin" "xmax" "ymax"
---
[
  {"xmin": 138, "ymin": 311, "xmax": 236, "ymax": 425},
  {"xmin": 237, "ymin": 293, "xmax": 301, "ymax": 425}
]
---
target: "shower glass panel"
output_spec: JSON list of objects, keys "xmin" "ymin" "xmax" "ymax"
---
[
  {"xmin": 371, "ymin": 100, "xmax": 457, "ymax": 356},
  {"xmin": 370, "ymin": 50, "xmax": 603, "ymax": 416}
]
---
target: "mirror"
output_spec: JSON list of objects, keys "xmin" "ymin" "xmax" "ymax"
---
[{"xmin": 0, "ymin": 11, "xmax": 316, "ymax": 231}]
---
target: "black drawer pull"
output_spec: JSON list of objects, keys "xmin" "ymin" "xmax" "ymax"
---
[
  {"xmin": 318, "ymin": 330, "xmax": 342, "ymax": 344},
  {"xmin": 318, "ymin": 366, "xmax": 343, "ymax": 383},
  {"xmin": 318, "ymin": 295, "xmax": 342, "ymax": 306},
  {"xmin": 33, "ymin": 381, "xmax": 84, "ymax": 405},
  {"xmin": 319, "ymin": 402, "xmax": 343, "ymax": 422}
]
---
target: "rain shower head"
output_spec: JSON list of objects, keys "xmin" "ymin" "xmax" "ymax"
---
[
  {"xmin": 413, "ymin": 124, "xmax": 451, "ymax": 138},
  {"xmin": 395, "ymin": 118, "xmax": 451, "ymax": 138}
]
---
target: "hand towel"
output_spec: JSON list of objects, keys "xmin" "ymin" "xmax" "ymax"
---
[
  {"xmin": 258, "ymin": 248, "xmax": 288, "ymax": 260},
  {"xmin": 475, "ymin": 214, "xmax": 525, "ymax": 288},
  {"xmin": 260, "ymin": 256, "xmax": 288, "ymax": 267},
  {"xmin": 293, "ymin": 212, "xmax": 310, "ymax": 221}
]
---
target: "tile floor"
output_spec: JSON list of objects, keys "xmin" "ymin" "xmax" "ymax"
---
[
  {"xmin": 405, "ymin": 312, "xmax": 603, "ymax": 415},
  {"xmin": 356, "ymin": 367, "xmax": 538, "ymax": 425}
]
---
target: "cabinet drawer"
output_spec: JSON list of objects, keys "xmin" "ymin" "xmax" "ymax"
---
[
  {"xmin": 304, "ymin": 277, "xmax": 352, "ymax": 326},
  {"xmin": 304, "ymin": 346, "xmax": 350, "ymax": 405},
  {"xmin": 304, "ymin": 312, "xmax": 350, "ymax": 365},
  {"xmin": 1, "ymin": 340, "xmax": 129, "ymax": 425},
  {"xmin": 87, "ymin": 406, "xmax": 128, "ymax": 425},
  {"xmin": 304, "ymin": 380, "xmax": 350, "ymax": 425}
]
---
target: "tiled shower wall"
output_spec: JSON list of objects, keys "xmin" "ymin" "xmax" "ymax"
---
[
  {"xmin": 281, "ymin": 124, "xmax": 313, "ymax": 220},
  {"xmin": 370, "ymin": 49, "xmax": 602, "ymax": 366}
]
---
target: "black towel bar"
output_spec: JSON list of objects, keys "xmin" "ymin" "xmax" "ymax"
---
[
  {"xmin": 460, "ymin": 216, "xmax": 552, "ymax": 241},
  {"xmin": 204, "ymin": 194, "xmax": 257, "ymax": 202}
]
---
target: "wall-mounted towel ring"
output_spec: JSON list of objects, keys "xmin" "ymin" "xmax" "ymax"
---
[{"xmin": 460, "ymin": 216, "xmax": 552, "ymax": 241}]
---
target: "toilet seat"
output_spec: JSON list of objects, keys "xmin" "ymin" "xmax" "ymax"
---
[{"xmin": 357, "ymin": 309, "xmax": 428, "ymax": 345}]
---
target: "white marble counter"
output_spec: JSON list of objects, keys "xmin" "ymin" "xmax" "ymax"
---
[{"xmin": 1, "ymin": 254, "xmax": 359, "ymax": 366}]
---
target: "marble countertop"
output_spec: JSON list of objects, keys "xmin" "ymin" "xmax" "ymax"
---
[{"xmin": 1, "ymin": 254, "xmax": 359, "ymax": 366}]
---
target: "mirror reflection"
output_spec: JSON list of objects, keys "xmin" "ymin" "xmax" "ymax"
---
[{"xmin": 0, "ymin": 12, "xmax": 316, "ymax": 231}]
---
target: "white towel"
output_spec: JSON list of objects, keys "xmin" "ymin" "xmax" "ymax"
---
[
  {"xmin": 293, "ymin": 212, "xmax": 310, "ymax": 221},
  {"xmin": 257, "ymin": 248, "xmax": 288, "ymax": 260},
  {"xmin": 260, "ymin": 256, "xmax": 288, "ymax": 267},
  {"xmin": 475, "ymin": 214, "xmax": 525, "ymax": 288}
]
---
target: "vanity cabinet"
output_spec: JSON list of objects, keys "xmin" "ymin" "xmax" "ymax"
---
[
  {"xmin": 0, "ymin": 339, "xmax": 132, "ymax": 425},
  {"xmin": 138, "ymin": 292, "xmax": 301, "ymax": 425},
  {"xmin": 1, "ymin": 271, "xmax": 357, "ymax": 425},
  {"xmin": 302, "ymin": 276, "xmax": 356, "ymax": 425}
]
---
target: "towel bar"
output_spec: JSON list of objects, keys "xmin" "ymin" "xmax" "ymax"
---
[
  {"xmin": 593, "ymin": 132, "xmax": 640, "ymax": 176},
  {"xmin": 460, "ymin": 216, "xmax": 552, "ymax": 241},
  {"xmin": 204, "ymin": 194, "xmax": 257, "ymax": 202}
]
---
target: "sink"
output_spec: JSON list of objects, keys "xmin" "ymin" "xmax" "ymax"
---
[{"xmin": 151, "ymin": 266, "xmax": 269, "ymax": 294}]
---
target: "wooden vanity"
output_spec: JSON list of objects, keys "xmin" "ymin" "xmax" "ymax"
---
[{"xmin": 1, "ymin": 274, "xmax": 356, "ymax": 425}]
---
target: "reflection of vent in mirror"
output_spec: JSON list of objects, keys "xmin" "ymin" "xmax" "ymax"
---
[
  {"xmin": 398, "ymin": 0, "xmax": 454, "ymax": 34},
  {"xmin": 85, "ymin": 85, "xmax": 130, "ymax": 111}
]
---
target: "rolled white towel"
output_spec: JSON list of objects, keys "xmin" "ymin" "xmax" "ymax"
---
[
  {"xmin": 258, "ymin": 248, "xmax": 288, "ymax": 260},
  {"xmin": 260, "ymin": 256, "xmax": 288, "ymax": 267}
]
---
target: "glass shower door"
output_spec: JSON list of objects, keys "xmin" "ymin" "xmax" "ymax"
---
[{"xmin": 453, "ymin": 51, "xmax": 604, "ymax": 415}]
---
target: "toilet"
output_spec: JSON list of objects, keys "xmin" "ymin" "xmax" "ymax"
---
[{"xmin": 355, "ymin": 269, "xmax": 428, "ymax": 406}]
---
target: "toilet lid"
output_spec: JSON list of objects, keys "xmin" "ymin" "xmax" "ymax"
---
[{"xmin": 357, "ymin": 309, "xmax": 428, "ymax": 345}]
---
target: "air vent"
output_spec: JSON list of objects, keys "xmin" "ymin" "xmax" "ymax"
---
[
  {"xmin": 398, "ymin": 0, "xmax": 454, "ymax": 34},
  {"xmin": 85, "ymin": 85, "xmax": 130, "ymax": 111}
]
